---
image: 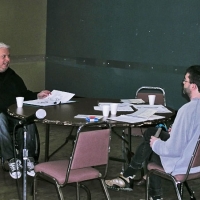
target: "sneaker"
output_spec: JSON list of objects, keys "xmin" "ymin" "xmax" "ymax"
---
[
  {"xmin": 8, "ymin": 158, "xmax": 22, "ymax": 179},
  {"xmin": 27, "ymin": 157, "xmax": 35, "ymax": 177},
  {"xmin": 105, "ymin": 175, "xmax": 134, "ymax": 191}
]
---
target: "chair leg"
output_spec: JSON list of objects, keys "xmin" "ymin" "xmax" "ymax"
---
[
  {"xmin": 100, "ymin": 179, "xmax": 111, "ymax": 200},
  {"xmin": 54, "ymin": 183, "xmax": 64, "ymax": 200},
  {"xmin": 30, "ymin": 181, "xmax": 33, "ymax": 196},
  {"xmin": 184, "ymin": 182, "xmax": 196, "ymax": 200},
  {"xmin": 122, "ymin": 130, "xmax": 126, "ymax": 171},
  {"xmin": 146, "ymin": 173, "xmax": 150, "ymax": 200},
  {"xmin": 76, "ymin": 182, "xmax": 80, "ymax": 200},
  {"xmin": 178, "ymin": 183, "xmax": 184, "ymax": 198},
  {"xmin": 80, "ymin": 183, "xmax": 91, "ymax": 200},
  {"xmin": 33, "ymin": 176, "xmax": 37, "ymax": 200},
  {"xmin": 172, "ymin": 182, "xmax": 182, "ymax": 200}
]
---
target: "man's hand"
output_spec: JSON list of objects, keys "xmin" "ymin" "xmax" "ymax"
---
[
  {"xmin": 37, "ymin": 90, "xmax": 51, "ymax": 99},
  {"xmin": 150, "ymin": 136, "xmax": 159, "ymax": 147},
  {"xmin": 168, "ymin": 124, "xmax": 173, "ymax": 133}
]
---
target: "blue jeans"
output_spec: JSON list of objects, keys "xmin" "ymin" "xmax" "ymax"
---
[
  {"xmin": 123, "ymin": 127, "xmax": 170, "ymax": 196},
  {"xmin": 0, "ymin": 112, "xmax": 38, "ymax": 161}
]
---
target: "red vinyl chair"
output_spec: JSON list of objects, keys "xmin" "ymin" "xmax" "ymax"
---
[
  {"xmin": 135, "ymin": 86, "xmax": 166, "ymax": 106},
  {"xmin": 120, "ymin": 86, "xmax": 167, "ymax": 172},
  {"xmin": 33, "ymin": 121, "xmax": 111, "ymax": 200}
]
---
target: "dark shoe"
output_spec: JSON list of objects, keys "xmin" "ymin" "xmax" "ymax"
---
[
  {"xmin": 135, "ymin": 177, "xmax": 146, "ymax": 186},
  {"xmin": 105, "ymin": 175, "xmax": 134, "ymax": 191},
  {"xmin": 149, "ymin": 196, "xmax": 163, "ymax": 200}
]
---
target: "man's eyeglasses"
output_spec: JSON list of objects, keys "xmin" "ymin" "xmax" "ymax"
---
[{"xmin": 183, "ymin": 79, "xmax": 190, "ymax": 83}]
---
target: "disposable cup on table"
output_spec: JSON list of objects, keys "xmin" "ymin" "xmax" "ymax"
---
[
  {"xmin": 16, "ymin": 97, "xmax": 24, "ymax": 108},
  {"xmin": 148, "ymin": 95, "xmax": 156, "ymax": 105},
  {"xmin": 102, "ymin": 104, "xmax": 110, "ymax": 117},
  {"xmin": 110, "ymin": 103, "xmax": 119, "ymax": 115}
]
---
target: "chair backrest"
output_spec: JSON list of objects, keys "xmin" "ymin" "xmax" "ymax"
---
[
  {"xmin": 68, "ymin": 122, "xmax": 111, "ymax": 170},
  {"xmin": 135, "ymin": 86, "xmax": 166, "ymax": 106},
  {"xmin": 184, "ymin": 135, "xmax": 200, "ymax": 179}
]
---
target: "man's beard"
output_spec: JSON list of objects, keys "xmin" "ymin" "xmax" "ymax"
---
[
  {"xmin": 183, "ymin": 87, "xmax": 190, "ymax": 96},
  {"xmin": 0, "ymin": 64, "xmax": 9, "ymax": 73}
]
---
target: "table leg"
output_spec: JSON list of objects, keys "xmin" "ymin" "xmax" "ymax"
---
[
  {"xmin": 44, "ymin": 125, "xmax": 76, "ymax": 161},
  {"xmin": 45, "ymin": 124, "xmax": 50, "ymax": 162},
  {"xmin": 128, "ymin": 126, "xmax": 132, "ymax": 152},
  {"xmin": 48, "ymin": 126, "xmax": 76, "ymax": 159},
  {"xmin": 109, "ymin": 126, "xmax": 135, "ymax": 172}
]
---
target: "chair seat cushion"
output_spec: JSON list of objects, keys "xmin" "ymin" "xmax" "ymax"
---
[
  {"xmin": 35, "ymin": 160, "xmax": 101, "ymax": 185},
  {"xmin": 148, "ymin": 162, "xmax": 200, "ymax": 182}
]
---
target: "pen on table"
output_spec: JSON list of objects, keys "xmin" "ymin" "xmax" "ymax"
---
[{"xmin": 86, "ymin": 116, "xmax": 99, "ymax": 122}]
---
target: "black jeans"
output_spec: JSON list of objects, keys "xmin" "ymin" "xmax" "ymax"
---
[
  {"xmin": 0, "ymin": 112, "xmax": 38, "ymax": 161},
  {"xmin": 123, "ymin": 127, "xmax": 170, "ymax": 196},
  {"xmin": 148, "ymin": 152, "xmax": 163, "ymax": 197}
]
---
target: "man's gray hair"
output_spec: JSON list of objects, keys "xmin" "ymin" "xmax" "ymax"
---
[{"xmin": 0, "ymin": 42, "xmax": 10, "ymax": 49}]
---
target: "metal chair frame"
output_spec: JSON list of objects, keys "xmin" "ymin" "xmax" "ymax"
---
[
  {"xmin": 120, "ymin": 86, "xmax": 167, "ymax": 173},
  {"xmin": 146, "ymin": 134, "xmax": 200, "ymax": 200},
  {"xmin": 33, "ymin": 121, "xmax": 111, "ymax": 200},
  {"xmin": 135, "ymin": 86, "xmax": 166, "ymax": 106}
]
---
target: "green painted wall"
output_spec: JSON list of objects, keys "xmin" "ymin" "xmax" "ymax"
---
[
  {"xmin": 0, "ymin": 0, "xmax": 47, "ymax": 92},
  {"xmin": 46, "ymin": 0, "xmax": 200, "ymax": 110}
]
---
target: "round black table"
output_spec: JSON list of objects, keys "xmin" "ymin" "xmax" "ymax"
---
[{"xmin": 8, "ymin": 97, "xmax": 175, "ymax": 161}]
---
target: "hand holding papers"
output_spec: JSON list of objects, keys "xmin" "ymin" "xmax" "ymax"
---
[{"xmin": 24, "ymin": 90, "xmax": 75, "ymax": 106}]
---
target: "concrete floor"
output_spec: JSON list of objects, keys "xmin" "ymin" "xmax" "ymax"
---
[{"xmin": 0, "ymin": 123, "xmax": 200, "ymax": 200}]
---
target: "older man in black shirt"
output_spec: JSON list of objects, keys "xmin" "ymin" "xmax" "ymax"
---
[{"xmin": 0, "ymin": 42, "xmax": 50, "ymax": 179}]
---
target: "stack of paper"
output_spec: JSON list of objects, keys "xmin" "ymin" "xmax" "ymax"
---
[
  {"xmin": 24, "ymin": 90, "xmax": 75, "ymax": 106},
  {"xmin": 94, "ymin": 102, "xmax": 133, "ymax": 112},
  {"xmin": 126, "ymin": 108, "xmax": 157, "ymax": 118},
  {"xmin": 109, "ymin": 114, "xmax": 165, "ymax": 123},
  {"xmin": 108, "ymin": 107, "xmax": 166, "ymax": 123},
  {"xmin": 121, "ymin": 99, "xmax": 145, "ymax": 104},
  {"xmin": 132, "ymin": 105, "xmax": 172, "ymax": 113}
]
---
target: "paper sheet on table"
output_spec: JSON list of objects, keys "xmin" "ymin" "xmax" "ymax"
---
[
  {"xmin": 133, "ymin": 105, "xmax": 172, "ymax": 113},
  {"xmin": 126, "ymin": 108, "xmax": 157, "ymax": 118},
  {"xmin": 98, "ymin": 102, "xmax": 132, "ymax": 107},
  {"xmin": 74, "ymin": 114, "xmax": 103, "ymax": 119},
  {"xmin": 94, "ymin": 103, "xmax": 133, "ymax": 112},
  {"xmin": 108, "ymin": 114, "xmax": 165, "ymax": 123},
  {"xmin": 24, "ymin": 90, "xmax": 75, "ymax": 106},
  {"xmin": 121, "ymin": 99, "xmax": 145, "ymax": 104}
]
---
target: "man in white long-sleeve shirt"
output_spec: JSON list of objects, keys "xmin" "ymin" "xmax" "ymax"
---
[
  {"xmin": 105, "ymin": 65, "xmax": 200, "ymax": 200},
  {"xmin": 149, "ymin": 65, "xmax": 200, "ymax": 197}
]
